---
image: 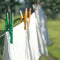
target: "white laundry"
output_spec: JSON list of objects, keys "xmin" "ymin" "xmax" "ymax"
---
[
  {"xmin": 2, "ymin": 7, "xmax": 49, "ymax": 60},
  {"xmin": 2, "ymin": 32, "xmax": 10, "ymax": 60},
  {"xmin": 29, "ymin": 13, "xmax": 48, "ymax": 60},
  {"xmin": 2, "ymin": 22, "xmax": 31, "ymax": 60},
  {"xmin": 35, "ymin": 5, "xmax": 51, "ymax": 46}
]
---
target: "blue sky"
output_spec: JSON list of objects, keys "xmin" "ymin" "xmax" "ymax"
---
[
  {"xmin": 15, "ymin": 0, "xmax": 24, "ymax": 3},
  {"xmin": 19, "ymin": 0, "xmax": 24, "ymax": 3}
]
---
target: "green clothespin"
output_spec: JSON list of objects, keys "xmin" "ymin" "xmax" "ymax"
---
[
  {"xmin": 5, "ymin": 12, "xmax": 9, "ymax": 31},
  {"xmin": 9, "ymin": 13, "xmax": 14, "ymax": 44}
]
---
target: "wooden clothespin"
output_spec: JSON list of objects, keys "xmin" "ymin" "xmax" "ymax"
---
[
  {"xmin": 24, "ymin": 8, "xmax": 28, "ymax": 30},
  {"xmin": 28, "ymin": 8, "xmax": 32, "ymax": 25},
  {"xmin": 20, "ymin": 10, "xmax": 23, "ymax": 22}
]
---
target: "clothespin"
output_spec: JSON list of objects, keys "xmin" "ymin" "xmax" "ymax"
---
[
  {"xmin": 20, "ymin": 10, "xmax": 23, "ymax": 22},
  {"xmin": 9, "ymin": 13, "xmax": 14, "ymax": 44},
  {"xmin": 5, "ymin": 12, "xmax": 9, "ymax": 31},
  {"xmin": 24, "ymin": 8, "xmax": 28, "ymax": 30},
  {"xmin": 28, "ymin": 8, "xmax": 32, "ymax": 25}
]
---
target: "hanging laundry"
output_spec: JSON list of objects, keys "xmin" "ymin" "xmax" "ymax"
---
[
  {"xmin": 35, "ymin": 5, "xmax": 51, "ymax": 46},
  {"xmin": 28, "ymin": 12, "xmax": 48, "ymax": 60},
  {"xmin": 2, "ymin": 32, "xmax": 10, "ymax": 60},
  {"xmin": 2, "ymin": 6, "xmax": 49, "ymax": 60},
  {"xmin": 2, "ymin": 22, "xmax": 31, "ymax": 60}
]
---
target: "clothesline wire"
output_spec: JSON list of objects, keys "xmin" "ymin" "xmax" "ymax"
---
[{"xmin": 0, "ymin": 33, "xmax": 5, "ymax": 38}]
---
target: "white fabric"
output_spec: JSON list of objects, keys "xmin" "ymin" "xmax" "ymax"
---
[
  {"xmin": 10, "ymin": 22, "xmax": 27, "ymax": 60},
  {"xmin": 35, "ymin": 5, "xmax": 51, "ymax": 45},
  {"xmin": 2, "ymin": 32, "xmax": 10, "ymax": 60},
  {"xmin": 2, "ymin": 8, "xmax": 49, "ymax": 60},
  {"xmin": 2, "ymin": 22, "xmax": 31, "ymax": 60},
  {"xmin": 29, "ymin": 13, "xmax": 41, "ymax": 60},
  {"xmin": 29, "ymin": 13, "xmax": 48, "ymax": 60}
]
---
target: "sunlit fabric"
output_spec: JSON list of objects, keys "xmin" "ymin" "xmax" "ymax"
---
[
  {"xmin": 2, "ymin": 7, "xmax": 49, "ymax": 60},
  {"xmin": 29, "ymin": 13, "xmax": 48, "ymax": 60},
  {"xmin": 35, "ymin": 5, "xmax": 51, "ymax": 46},
  {"xmin": 2, "ymin": 22, "xmax": 30, "ymax": 60}
]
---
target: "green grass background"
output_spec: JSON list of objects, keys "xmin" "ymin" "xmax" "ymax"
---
[
  {"xmin": 0, "ymin": 19, "xmax": 60, "ymax": 60},
  {"xmin": 47, "ymin": 20, "xmax": 60, "ymax": 60}
]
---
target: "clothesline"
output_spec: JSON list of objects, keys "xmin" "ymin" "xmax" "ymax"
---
[
  {"xmin": 2, "ymin": 5, "xmax": 51, "ymax": 60},
  {"xmin": 0, "ymin": 33, "xmax": 5, "ymax": 38}
]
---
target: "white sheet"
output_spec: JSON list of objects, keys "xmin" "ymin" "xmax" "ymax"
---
[
  {"xmin": 2, "ymin": 8, "xmax": 49, "ymax": 60},
  {"xmin": 2, "ymin": 32, "xmax": 10, "ymax": 60},
  {"xmin": 29, "ymin": 13, "xmax": 48, "ymax": 60},
  {"xmin": 35, "ymin": 5, "xmax": 51, "ymax": 45},
  {"xmin": 2, "ymin": 22, "xmax": 31, "ymax": 60}
]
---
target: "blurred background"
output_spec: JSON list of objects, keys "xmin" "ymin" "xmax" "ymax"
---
[{"xmin": 0, "ymin": 0, "xmax": 60, "ymax": 60}]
